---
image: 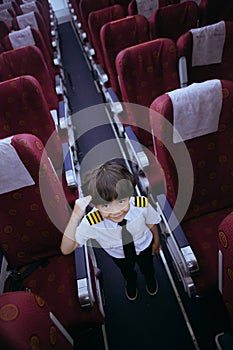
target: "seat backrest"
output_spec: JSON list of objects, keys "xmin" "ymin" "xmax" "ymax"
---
[
  {"xmin": 149, "ymin": 79, "xmax": 233, "ymax": 221},
  {"xmin": 177, "ymin": 21, "xmax": 233, "ymax": 85},
  {"xmin": 0, "ymin": 133, "xmax": 71, "ymax": 269},
  {"xmin": 0, "ymin": 45, "xmax": 59, "ymax": 111},
  {"xmin": 88, "ymin": 4, "xmax": 125, "ymax": 67},
  {"xmin": 0, "ymin": 75, "xmax": 62, "ymax": 169},
  {"xmin": 79, "ymin": 0, "xmax": 112, "ymax": 43},
  {"xmin": 116, "ymin": 38, "xmax": 180, "ymax": 146},
  {"xmin": 100, "ymin": 14, "xmax": 150, "ymax": 96},
  {"xmin": 150, "ymin": 1, "xmax": 199, "ymax": 42},
  {"xmin": 0, "ymin": 291, "xmax": 73, "ymax": 350},
  {"xmin": 1, "ymin": 26, "xmax": 55, "ymax": 80}
]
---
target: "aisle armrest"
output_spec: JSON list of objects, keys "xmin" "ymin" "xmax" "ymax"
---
[
  {"xmin": 62, "ymin": 142, "xmax": 78, "ymax": 188},
  {"xmin": 0, "ymin": 251, "xmax": 8, "ymax": 293},
  {"xmin": 179, "ymin": 56, "xmax": 188, "ymax": 88},
  {"xmin": 124, "ymin": 126, "xmax": 149, "ymax": 171},
  {"xmin": 105, "ymin": 87, "xmax": 123, "ymax": 115},
  {"xmin": 58, "ymin": 100, "xmax": 70, "ymax": 130},
  {"xmin": 84, "ymin": 42, "xmax": 95, "ymax": 60},
  {"xmin": 94, "ymin": 63, "xmax": 108, "ymax": 85},
  {"xmin": 75, "ymin": 245, "xmax": 95, "ymax": 309},
  {"xmin": 157, "ymin": 193, "xmax": 199, "ymax": 297}
]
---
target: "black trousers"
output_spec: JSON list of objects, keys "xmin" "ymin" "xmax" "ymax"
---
[{"xmin": 112, "ymin": 242, "xmax": 155, "ymax": 286}]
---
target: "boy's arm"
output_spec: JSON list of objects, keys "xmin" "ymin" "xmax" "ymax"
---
[
  {"xmin": 147, "ymin": 224, "xmax": 161, "ymax": 256},
  {"xmin": 60, "ymin": 196, "xmax": 92, "ymax": 255}
]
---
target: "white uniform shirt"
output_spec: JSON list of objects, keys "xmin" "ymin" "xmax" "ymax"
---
[{"xmin": 75, "ymin": 197, "xmax": 161, "ymax": 258}]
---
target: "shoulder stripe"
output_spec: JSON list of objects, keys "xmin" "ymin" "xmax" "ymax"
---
[
  {"xmin": 135, "ymin": 196, "xmax": 148, "ymax": 207},
  {"xmin": 86, "ymin": 210, "xmax": 103, "ymax": 225}
]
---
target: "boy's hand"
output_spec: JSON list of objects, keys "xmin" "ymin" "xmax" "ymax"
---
[
  {"xmin": 152, "ymin": 241, "xmax": 161, "ymax": 256},
  {"xmin": 73, "ymin": 195, "xmax": 92, "ymax": 219}
]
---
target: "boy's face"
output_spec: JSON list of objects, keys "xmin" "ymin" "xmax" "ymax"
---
[{"xmin": 95, "ymin": 197, "xmax": 130, "ymax": 223}]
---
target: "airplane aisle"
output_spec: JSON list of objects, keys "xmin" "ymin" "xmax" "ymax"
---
[{"xmin": 58, "ymin": 21, "xmax": 228, "ymax": 350}]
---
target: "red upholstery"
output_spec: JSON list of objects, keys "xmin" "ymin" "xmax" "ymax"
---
[
  {"xmin": 35, "ymin": 0, "xmax": 54, "ymax": 35},
  {"xmin": 150, "ymin": 79, "xmax": 233, "ymax": 294},
  {"xmin": 1, "ymin": 26, "xmax": 58, "ymax": 80},
  {"xmin": 100, "ymin": 14, "xmax": 150, "ymax": 96},
  {"xmin": 176, "ymin": 21, "xmax": 233, "ymax": 85},
  {"xmin": 150, "ymin": 1, "xmax": 199, "ymax": 42},
  {"xmin": 0, "ymin": 75, "xmax": 62, "ymax": 169},
  {"xmin": 88, "ymin": 5, "xmax": 125, "ymax": 67},
  {"xmin": 218, "ymin": 212, "xmax": 233, "ymax": 330},
  {"xmin": 0, "ymin": 75, "xmax": 77, "ymax": 205},
  {"xmin": 116, "ymin": 37, "xmax": 179, "ymax": 192},
  {"xmin": 0, "ymin": 292, "xmax": 73, "ymax": 350},
  {"xmin": 78, "ymin": 0, "xmax": 112, "ymax": 43},
  {"xmin": 0, "ymin": 46, "xmax": 59, "ymax": 111},
  {"xmin": 0, "ymin": 134, "xmax": 104, "ymax": 336},
  {"xmin": 116, "ymin": 38, "xmax": 180, "ymax": 146}
]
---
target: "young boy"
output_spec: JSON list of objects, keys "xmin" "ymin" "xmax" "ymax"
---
[{"xmin": 61, "ymin": 161, "xmax": 161, "ymax": 301}]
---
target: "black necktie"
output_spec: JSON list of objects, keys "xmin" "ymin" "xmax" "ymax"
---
[{"xmin": 119, "ymin": 219, "xmax": 136, "ymax": 260}]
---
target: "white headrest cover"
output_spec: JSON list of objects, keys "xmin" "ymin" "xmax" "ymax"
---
[{"xmin": 0, "ymin": 137, "xmax": 35, "ymax": 194}]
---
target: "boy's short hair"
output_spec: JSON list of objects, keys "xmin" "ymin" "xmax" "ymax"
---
[{"xmin": 81, "ymin": 161, "xmax": 136, "ymax": 205}]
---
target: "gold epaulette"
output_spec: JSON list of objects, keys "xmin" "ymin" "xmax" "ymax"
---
[
  {"xmin": 86, "ymin": 210, "xmax": 103, "ymax": 225},
  {"xmin": 134, "ymin": 196, "xmax": 148, "ymax": 207}
]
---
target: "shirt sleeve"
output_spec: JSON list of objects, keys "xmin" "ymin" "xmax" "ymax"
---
[
  {"xmin": 75, "ymin": 217, "xmax": 95, "ymax": 246},
  {"xmin": 145, "ymin": 203, "xmax": 161, "ymax": 225}
]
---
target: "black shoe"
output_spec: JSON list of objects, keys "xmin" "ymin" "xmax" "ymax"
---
[
  {"xmin": 125, "ymin": 283, "xmax": 138, "ymax": 301},
  {"xmin": 145, "ymin": 277, "xmax": 158, "ymax": 296}
]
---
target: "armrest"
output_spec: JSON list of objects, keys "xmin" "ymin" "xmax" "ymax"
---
[
  {"xmin": 84, "ymin": 42, "xmax": 95, "ymax": 59},
  {"xmin": 55, "ymin": 74, "xmax": 64, "ymax": 95},
  {"xmin": 74, "ymin": 245, "xmax": 95, "ymax": 309},
  {"xmin": 62, "ymin": 142, "xmax": 78, "ymax": 188},
  {"xmin": 94, "ymin": 63, "xmax": 108, "ymax": 85},
  {"xmin": 104, "ymin": 87, "xmax": 124, "ymax": 136},
  {"xmin": 53, "ymin": 51, "xmax": 61, "ymax": 66},
  {"xmin": 50, "ymin": 109, "xmax": 58, "ymax": 129},
  {"xmin": 58, "ymin": 100, "xmax": 70, "ymax": 129},
  {"xmin": 105, "ymin": 87, "xmax": 123, "ymax": 115},
  {"xmin": 0, "ymin": 251, "xmax": 8, "ymax": 293},
  {"xmin": 179, "ymin": 56, "xmax": 188, "ymax": 88},
  {"xmin": 157, "ymin": 193, "xmax": 199, "ymax": 296},
  {"xmin": 124, "ymin": 126, "xmax": 149, "ymax": 171},
  {"xmin": 215, "ymin": 332, "xmax": 233, "ymax": 350}
]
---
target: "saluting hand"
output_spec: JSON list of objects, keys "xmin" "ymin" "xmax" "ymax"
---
[{"xmin": 73, "ymin": 195, "xmax": 92, "ymax": 220}]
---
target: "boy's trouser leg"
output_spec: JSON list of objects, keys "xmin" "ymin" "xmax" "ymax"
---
[
  {"xmin": 136, "ymin": 243, "xmax": 155, "ymax": 281},
  {"xmin": 112, "ymin": 256, "xmax": 137, "ymax": 285}
]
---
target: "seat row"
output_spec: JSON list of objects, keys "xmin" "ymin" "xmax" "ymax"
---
[{"xmin": 0, "ymin": 1, "xmax": 106, "ymax": 349}]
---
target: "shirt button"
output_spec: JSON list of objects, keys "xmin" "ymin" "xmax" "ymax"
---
[{"xmin": 109, "ymin": 246, "xmax": 113, "ymax": 249}]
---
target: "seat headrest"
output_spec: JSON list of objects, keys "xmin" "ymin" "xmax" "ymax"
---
[
  {"xmin": 0, "ymin": 136, "xmax": 35, "ymax": 194},
  {"xmin": 9, "ymin": 26, "xmax": 35, "ymax": 49}
]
